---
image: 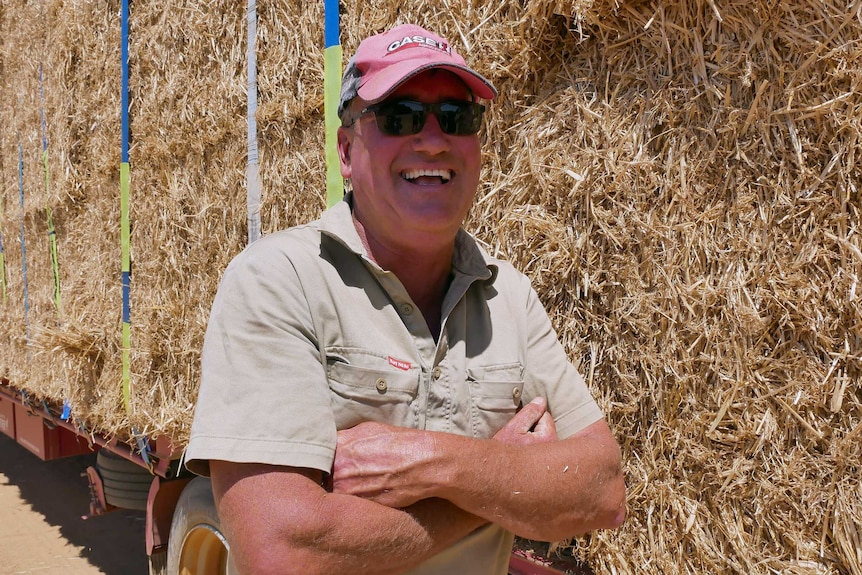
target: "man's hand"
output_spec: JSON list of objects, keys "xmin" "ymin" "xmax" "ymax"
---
[
  {"xmin": 331, "ymin": 397, "xmax": 625, "ymax": 541},
  {"xmin": 331, "ymin": 396, "xmax": 557, "ymax": 507},
  {"xmin": 332, "ymin": 422, "xmax": 434, "ymax": 508},
  {"xmin": 493, "ymin": 397, "xmax": 557, "ymax": 445}
]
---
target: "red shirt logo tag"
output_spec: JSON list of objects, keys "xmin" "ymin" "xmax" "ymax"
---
[{"xmin": 388, "ymin": 357, "xmax": 412, "ymax": 371}]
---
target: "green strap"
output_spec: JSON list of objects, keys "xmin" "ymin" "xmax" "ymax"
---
[
  {"xmin": 43, "ymin": 150, "xmax": 62, "ymax": 313},
  {"xmin": 0, "ymin": 248, "xmax": 6, "ymax": 304},
  {"xmin": 324, "ymin": 44, "xmax": 343, "ymax": 207}
]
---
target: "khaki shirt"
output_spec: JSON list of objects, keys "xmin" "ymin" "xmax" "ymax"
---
[{"xmin": 186, "ymin": 197, "xmax": 604, "ymax": 574}]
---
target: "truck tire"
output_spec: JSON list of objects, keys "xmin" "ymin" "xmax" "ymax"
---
[
  {"xmin": 166, "ymin": 477, "xmax": 236, "ymax": 575},
  {"xmin": 96, "ymin": 449, "xmax": 153, "ymax": 511}
]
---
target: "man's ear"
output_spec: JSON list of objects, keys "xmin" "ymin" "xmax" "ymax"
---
[{"xmin": 337, "ymin": 127, "xmax": 352, "ymax": 179}]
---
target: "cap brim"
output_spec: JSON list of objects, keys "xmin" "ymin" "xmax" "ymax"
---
[{"xmin": 357, "ymin": 61, "xmax": 497, "ymax": 104}]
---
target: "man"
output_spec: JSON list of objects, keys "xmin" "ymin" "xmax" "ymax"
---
[{"xmin": 185, "ymin": 23, "xmax": 625, "ymax": 575}]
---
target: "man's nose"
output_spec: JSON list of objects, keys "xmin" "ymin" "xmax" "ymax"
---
[{"xmin": 411, "ymin": 112, "xmax": 450, "ymax": 154}]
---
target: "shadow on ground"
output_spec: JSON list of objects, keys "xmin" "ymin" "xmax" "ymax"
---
[{"xmin": 0, "ymin": 433, "xmax": 149, "ymax": 575}]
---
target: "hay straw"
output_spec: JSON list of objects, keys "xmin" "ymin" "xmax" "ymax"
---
[{"xmin": 0, "ymin": 0, "xmax": 860, "ymax": 573}]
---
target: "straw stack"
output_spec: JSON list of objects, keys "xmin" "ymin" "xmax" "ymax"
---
[{"xmin": 0, "ymin": 0, "xmax": 859, "ymax": 573}]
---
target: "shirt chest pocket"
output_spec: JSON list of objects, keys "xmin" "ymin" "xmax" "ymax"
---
[
  {"xmin": 328, "ymin": 361, "xmax": 420, "ymax": 430},
  {"xmin": 466, "ymin": 364, "xmax": 525, "ymax": 438}
]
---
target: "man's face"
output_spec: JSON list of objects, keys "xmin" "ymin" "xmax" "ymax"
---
[{"xmin": 338, "ymin": 70, "xmax": 483, "ymax": 247}]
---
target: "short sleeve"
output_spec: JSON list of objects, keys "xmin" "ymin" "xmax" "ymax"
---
[
  {"xmin": 184, "ymin": 235, "xmax": 337, "ymax": 476},
  {"xmin": 522, "ymin": 284, "xmax": 604, "ymax": 439}
]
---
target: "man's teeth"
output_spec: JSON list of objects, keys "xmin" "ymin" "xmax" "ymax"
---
[{"xmin": 402, "ymin": 169, "xmax": 452, "ymax": 183}]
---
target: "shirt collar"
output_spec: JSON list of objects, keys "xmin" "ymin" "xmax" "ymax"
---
[{"xmin": 319, "ymin": 193, "xmax": 497, "ymax": 284}]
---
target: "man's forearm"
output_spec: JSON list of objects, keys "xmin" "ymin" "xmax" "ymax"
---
[
  {"xmin": 433, "ymin": 421, "xmax": 626, "ymax": 540},
  {"xmin": 212, "ymin": 462, "xmax": 485, "ymax": 575},
  {"xmin": 283, "ymin": 494, "xmax": 484, "ymax": 575},
  {"xmin": 332, "ymin": 402, "xmax": 626, "ymax": 542}
]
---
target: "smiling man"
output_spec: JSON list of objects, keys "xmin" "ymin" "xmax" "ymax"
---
[{"xmin": 185, "ymin": 23, "xmax": 625, "ymax": 575}]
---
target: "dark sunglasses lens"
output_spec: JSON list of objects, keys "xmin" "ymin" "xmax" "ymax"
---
[
  {"xmin": 374, "ymin": 101, "xmax": 485, "ymax": 136},
  {"xmin": 376, "ymin": 101, "xmax": 426, "ymax": 136},
  {"xmin": 437, "ymin": 102, "xmax": 484, "ymax": 135}
]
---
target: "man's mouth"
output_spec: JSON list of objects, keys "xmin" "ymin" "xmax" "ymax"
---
[{"xmin": 401, "ymin": 169, "xmax": 453, "ymax": 185}]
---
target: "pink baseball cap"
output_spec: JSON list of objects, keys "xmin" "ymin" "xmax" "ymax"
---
[{"xmin": 338, "ymin": 24, "xmax": 497, "ymax": 121}]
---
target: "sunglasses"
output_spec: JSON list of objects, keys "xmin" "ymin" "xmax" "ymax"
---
[{"xmin": 350, "ymin": 99, "xmax": 486, "ymax": 136}]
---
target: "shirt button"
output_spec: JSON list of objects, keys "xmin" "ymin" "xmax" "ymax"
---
[
  {"xmin": 432, "ymin": 367, "xmax": 442, "ymax": 380},
  {"xmin": 400, "ymin": 303, "xmax": 414, "ymax": 315},
  {"xmin": 376, "ymin": 378, "xmax": 387, "ymax": 393},
  {"xmin": 512, "ymin": 387, "xmax": 522, "ymax": 402}
]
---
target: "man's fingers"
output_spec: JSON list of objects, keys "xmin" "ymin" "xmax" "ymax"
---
[
  {"xmin": 513, "ymin": 397, "xmax": 547, "ymax": 431},
  {"xmin": 531, "ymin": 411, "xmax": 558, "ymax": 442},
  {"xmin": 493, "ymin": 397, "xmax": 549, "ymax": 443}
]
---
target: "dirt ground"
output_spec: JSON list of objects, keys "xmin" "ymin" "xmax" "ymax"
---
[{"xmin": 0, "ymin": 433, "xmax": 149, "ymax": 575}]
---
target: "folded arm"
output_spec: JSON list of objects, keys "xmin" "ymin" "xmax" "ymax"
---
[
  {"xmin": 210, "ymin": 398, "xmax": 625, "ymax": 575},
  {"xmin": 210, "ymin": 461, "xmax": 486, "ymax": 575},
  {"xmin": 332, "ymin": 397, "xmax": 626, "ymax": 541}
]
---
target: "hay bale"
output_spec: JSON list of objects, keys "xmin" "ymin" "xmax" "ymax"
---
[{"xmin": 0, "ymin": 0, "xmax": 859, "ymax": 573}]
